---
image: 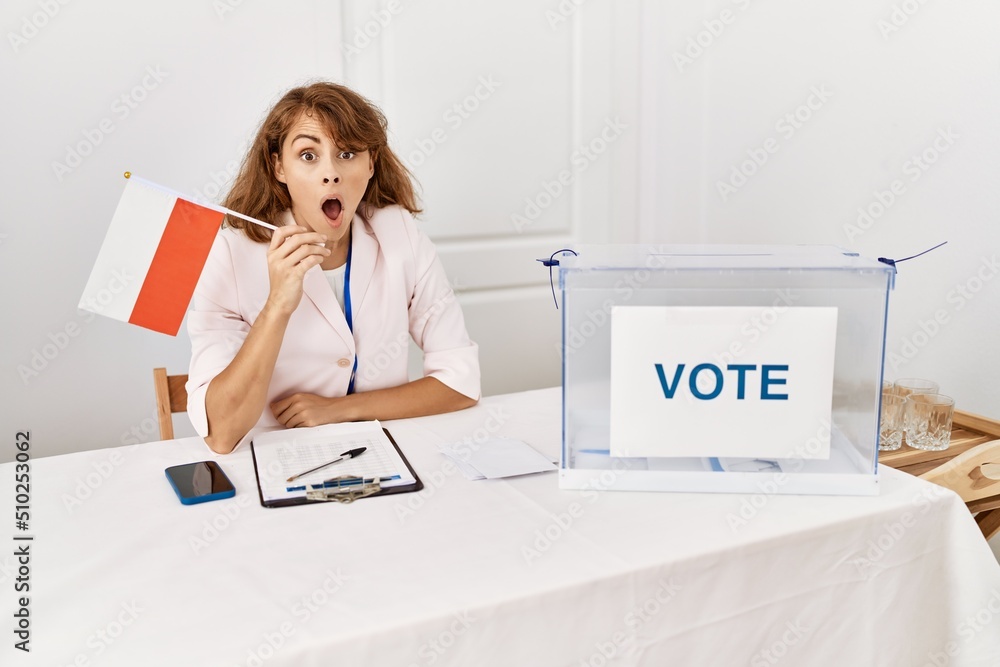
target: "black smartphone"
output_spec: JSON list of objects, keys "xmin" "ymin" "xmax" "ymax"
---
[{"xmin": 165, "ymin": 461, "xmax": 236, "ymax": 505}]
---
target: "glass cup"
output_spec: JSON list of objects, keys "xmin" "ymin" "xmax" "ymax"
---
[
  {"xmin": 893, "ymin": 378, "xmax": 940, "ymax": 399},
  {"xmin": 903, "ymin": 393, "xmax": 955, "ymax": 452},
  {"xmin": 879, "ymin": 390, "xmax": 905, "ymax": 451}
]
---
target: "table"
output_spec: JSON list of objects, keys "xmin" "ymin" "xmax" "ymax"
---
[{"xmin": 3, "ymin": 388, "xmax": 1000, "ymax": 666}]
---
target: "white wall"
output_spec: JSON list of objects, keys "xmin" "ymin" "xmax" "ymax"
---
[
  {"xmin": 638, "ymin": 0, "xmax": 1000, "ymax": 420},
  {"xmin": 3, "ymin": 0, "xmax": 997, "ymax": 462},
  {"xmin": 1, "ymin": 0, "xmax": 639, "ymax": 461},
  {"xmin": 3, "ymin": 1, "xmax": 349, "ymax": 460}
]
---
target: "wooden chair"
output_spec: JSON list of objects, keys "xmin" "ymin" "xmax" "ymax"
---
[{"xmin": 153, "ymin": 368, "xmax": 189, "ymax": 441}]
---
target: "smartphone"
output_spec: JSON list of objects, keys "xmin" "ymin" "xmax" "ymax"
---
[{"xmin": 165, "ymin": 461, "xmax": 236, "ymax": 505}]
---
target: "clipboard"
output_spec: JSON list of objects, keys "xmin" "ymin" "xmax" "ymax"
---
[{"xmin": 250, "ymin": 426, "xmax": 423, "ymax": 508}]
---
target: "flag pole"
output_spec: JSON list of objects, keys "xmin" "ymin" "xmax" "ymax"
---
[{"xmin": 124, "ymin": 171, "xmax": 278, "ymax": 231}]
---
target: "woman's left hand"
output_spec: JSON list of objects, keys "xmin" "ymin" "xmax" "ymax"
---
[{"xmin": 271, "ymin": 393, "xmax": 350, "ymax": 428}]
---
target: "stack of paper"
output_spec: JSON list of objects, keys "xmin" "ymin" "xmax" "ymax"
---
[{"xmin": 438, "ymin": 438, "xmax": 557, "ymax": 480}]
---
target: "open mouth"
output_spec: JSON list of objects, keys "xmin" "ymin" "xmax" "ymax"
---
[{"xmin": 321, "ymin": 197, "xmax": 343, "ymax": 222}]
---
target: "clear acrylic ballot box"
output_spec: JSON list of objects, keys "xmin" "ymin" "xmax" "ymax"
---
[{"xmin": 557, "ymin": 245, "xmax": 895, "ymax": 496}]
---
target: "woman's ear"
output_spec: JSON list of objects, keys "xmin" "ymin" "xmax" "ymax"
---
[
  {"xmin": 272, "ymin": 152, "xmax": 286, "ymax": 184},
  {"xmin": 367, "ymin": 149, "xmax": 376, "ymax": 180}
]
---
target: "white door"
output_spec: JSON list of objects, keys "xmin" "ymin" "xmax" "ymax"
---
[{"xmin": 342, "ymin": 0, "xmax": 641, "ymax": 395}]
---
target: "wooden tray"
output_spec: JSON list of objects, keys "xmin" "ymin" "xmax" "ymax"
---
[{"xmin": 880, "ymin": 409, "xmax": 1000, "ymax": 539}]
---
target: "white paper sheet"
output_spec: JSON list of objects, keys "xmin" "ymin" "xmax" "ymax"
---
[
  {"xmin": 252, "ymin": 421, "xmax": 415, "ymax": 502},
  {"xmin": 440, "ymin": 437, "xmax": 557, "ymax": 479}
]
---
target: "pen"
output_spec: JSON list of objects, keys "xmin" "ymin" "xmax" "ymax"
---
[
  {"xmin": 285, "ymin": 447, "xmax": 367, "ymax": 482},
  {"xmin": 286, "ymin": 475, "xmax": 400, "ymax": 493}
]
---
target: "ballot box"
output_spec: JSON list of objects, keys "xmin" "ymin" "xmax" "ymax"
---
[{"xmin": 557, "ymin": 245, "xmax": 895, "ymax": 495}]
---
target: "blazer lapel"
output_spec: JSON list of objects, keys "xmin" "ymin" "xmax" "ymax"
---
[
  {"xmin": 348, "ymin": 215, "xmax": 378, "ymax": 319},
  {"xmin": 302, "ymin": 267, "xmax": 354, "ymax": 351},
  {"xmin": 278, "ymin": 210, "xmax": 355, "ymax": 351}
]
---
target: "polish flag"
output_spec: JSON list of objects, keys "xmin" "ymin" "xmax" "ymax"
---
[{"xmin": 79, "ymin": 175, "xmax": 273, "ymax": 336}]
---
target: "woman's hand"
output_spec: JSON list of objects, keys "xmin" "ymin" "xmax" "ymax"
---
[
  {"xmin": 265, "ymin": 226, "xmax": 330, "ymax": 316},
  {"xmin": 201, "ymin": 226, "xmax": 327, "ymax": 453},
  {"xmin": 270, "ymin": 379, "xmax": 476, "ymax": 432},
  {"xmin": 271, "ymin": 393, "xmax": 355, "ymax": 428}
]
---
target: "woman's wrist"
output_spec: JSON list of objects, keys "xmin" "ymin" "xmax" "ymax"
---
[
  {"xmin": 258, "ymin": 298, "xmax": 295, "ymax": 326},
  {"xmin": 336, "ymin": 392, "xmax": 367, "ymax": 423}
]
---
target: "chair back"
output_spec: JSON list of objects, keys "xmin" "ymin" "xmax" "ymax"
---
[{"xmin": 153, "ymin": 367, "xmax": 188, "ymax": 440}]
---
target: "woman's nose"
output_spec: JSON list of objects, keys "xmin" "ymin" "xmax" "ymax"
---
[{"xmin": 322, "ymin": 159, "xmax": 340, "ymax": 185}]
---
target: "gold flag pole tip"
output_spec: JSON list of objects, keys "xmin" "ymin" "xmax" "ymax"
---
[{"xmin": 123, "ymin": 171, "xmax": 131, "ymax": 179}]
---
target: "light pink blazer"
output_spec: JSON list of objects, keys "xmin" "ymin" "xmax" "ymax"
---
[{"xmin": 185, "ymin": 205, "xmax": 480, "ymax": 442}]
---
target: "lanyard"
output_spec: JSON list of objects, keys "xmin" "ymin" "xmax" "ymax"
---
[{"xmin": 344, "ymin": 238, "xmax": 358, "ymax": 395}]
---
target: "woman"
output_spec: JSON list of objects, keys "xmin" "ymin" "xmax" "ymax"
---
[{"xmin": 186, "ymin": 82, "xmax": 480, "ymax": 454}]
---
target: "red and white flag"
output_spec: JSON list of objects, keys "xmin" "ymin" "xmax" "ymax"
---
[{"xmin": 79, "ymin": 175, "xmax": 271, "ymax": 336}]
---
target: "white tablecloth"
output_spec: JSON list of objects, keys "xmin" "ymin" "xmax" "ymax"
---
[{"xmin": 2, "ymin": 388, "xmax": 999, "ymax": 666}]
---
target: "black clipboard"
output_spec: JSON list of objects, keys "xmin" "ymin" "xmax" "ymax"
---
[{"xmin": 250, "ymin": 428, "xmax": 423, "ymax": 508}]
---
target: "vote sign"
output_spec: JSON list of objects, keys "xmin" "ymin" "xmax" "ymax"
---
[{"xmin": 609, "ymin": 306, "xmax": 838, "ymax": 460}]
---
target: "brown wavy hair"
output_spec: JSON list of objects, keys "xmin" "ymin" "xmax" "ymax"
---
[{"xmin": 223, "ymin": 81, "xmax": 421, "ymax": 242}]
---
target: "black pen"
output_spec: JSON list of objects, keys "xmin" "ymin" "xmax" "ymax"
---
[{"xmin": 286, "ymin": 447, "xmax": 367, "ymax": 482}]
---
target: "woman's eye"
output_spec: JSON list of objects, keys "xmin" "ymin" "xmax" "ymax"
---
[
  {"xmin": 339, "ymin": 151, "xmax": 356, "ymax": 160},
  {"xmin": 300, "ymin": 151, "xmax": 317, "ymax": 162}
]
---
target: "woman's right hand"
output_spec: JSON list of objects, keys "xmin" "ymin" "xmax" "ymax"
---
[{"xmin": 264, "ymin": 225, "xmax": 330, "ymax": 315}]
